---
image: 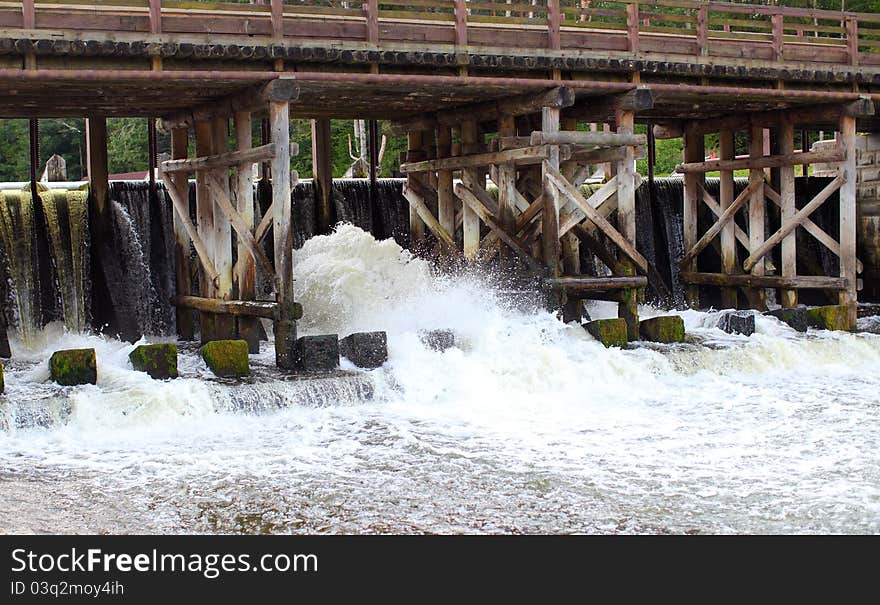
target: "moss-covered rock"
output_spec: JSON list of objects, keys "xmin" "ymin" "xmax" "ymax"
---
[
  {"xmin": 50, "ymin": 348, "xmax": 97, "ymax": 386},
  {"xmin": 583, "ymin": 318, "xmax": 628, "ymax": 348},
  {"xmin": 765, "ymin": 307, "xmax": 809, "ymax": 332},
  {"xmin": 129, "ymin": 343, "xmax": 178, "ymax": 379},
  {"xmin": 639, "ymin": 315, "xmax": 686, "ymax": 343},
  {"xmin": 805, "ymin": 305, "xmax": 852, "ymax": 331},
  {"xmin": 201, "ymin": 340, "xmax": 249, "ymax": 378}
]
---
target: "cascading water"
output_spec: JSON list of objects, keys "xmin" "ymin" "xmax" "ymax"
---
[
  {"xmin": 0, "ymin": 190, "xmax": 42, "ymax": 346},
  {"xmin": 40, "ymin": 189, "xmax": 89, "ymax": 333}
]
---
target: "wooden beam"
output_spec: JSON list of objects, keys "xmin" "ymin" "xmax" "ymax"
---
[
  {"xmin": 779, "ymin": 118, "xmax": 797, "ymax": 308},
  {"xmin": 743, "ymin": 174, "xmax": 845, "ymax": 272},
  {"xmin": 682, "ymin": 123, "xmax": 703, "ymax": 308},
  {"xmin": 436, "ymin": 125, "xmax": 455, "ymax": 249},
  {"xmin": 839, "ymin": 112, "xmax": 858, "ymax": 329},
  {"xmin": 161, "ymin": 172, "xmax": 220, "ymax": 288},
  {"xmin": 698, "ymin": 183, "xmax": 756, "ymax": 262},
  {"xmin": 565, "ymin": 88, "xmax": 654, "ymax": 124},
  {"xmin": 615, "ymin": 107, "xmax": 639, "ymax": 339},
  {"xmin": 312, "ymin": 118, "xmax": 334, "ymax": 234},
  {"xmin": 748, "ymin": 126, "xmax": 767, "ymax": 310},
  {"xmin": 193, "ymin": 119, "xmax": 217, "ymax": 343},
  {"xmin": 172, "ymin": 296, "xmax": 303, "ymax": 321},
  {"xmin": 542, "ymin": 107, "xmax": 561, "ymax": 276},
  {"xmin": 170, "ymin": 126, "xmax": 194, "ymax": 341},
  {"xmin": 400, "ymin": 145, "xmax": 564, "ymax": 174},
  {"xmin": 497, "ymin": 114, "xmax": 517, "ymax": 251},
  {"xmin": 675, "ymin": 149, "xmax": 842, "ymax": 174},
  {"xmin": 160, "ymin": 78, "xmax": 299, "ymax": 131},
  {"xmin": 211, "ymin": 117, "xmax": 235, "ymax": 340},
  {"xmin": 681, "ymin": 272, "xmax": 847, "ymax": 290},
  {"xmin": 162, "ymin": 144, "xmax": 276, "ymax": 174},
  {"xmin": 530, "ymin": 131, "xmax": 645, "ymax": 148},
  {"xmin": 546, "ymin": 276, "xmax": 648, "ymax": 291},
  {"xmin": 719, "ymin": 129, "xmax": 737, "ymax": 309},
  {"xmin": 460, "ymin": 120, "xmax": 482, "ymax": 260},
  {"xmin": 545, "ymin": 164, "xmax": 648, "ymax": 274},
  {"xmin": 86, "ymin": 117, "xmax": 109, "ymax": 221},
  {"xmin": 679, "ymin": 179, "xmax": 761, "ymax": 270},
  {"xmin": 402, "ymin": 179, "xmax": 456, "ymax": 251},
  {"xmin": 233, "ymin": 110, "xmax": 259, "ymax": 352},
  {"xmin": 270, "ymin": 99, "xmax": 295, "ymax": 369}
]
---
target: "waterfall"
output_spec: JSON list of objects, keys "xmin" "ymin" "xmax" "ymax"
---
[{"xmin": 0, "ymin": 190, "xmax": 42, "ymax": 345}]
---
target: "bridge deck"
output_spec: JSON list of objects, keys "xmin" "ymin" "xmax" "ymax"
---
[{"xmin": 0, "ymin": 1, "xmax": 879, "ymax": 126}]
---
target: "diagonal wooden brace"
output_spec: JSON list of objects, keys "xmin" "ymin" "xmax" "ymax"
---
[{"xmin": 161, "ymin": 172, "xmax": 220, "ymax": 288}]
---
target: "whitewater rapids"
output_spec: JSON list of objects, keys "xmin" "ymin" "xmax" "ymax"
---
[{"xmin": 1, "ymin": 224, "xmax": 878, "ymax": 534}]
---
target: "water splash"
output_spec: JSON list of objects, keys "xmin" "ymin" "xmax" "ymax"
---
[{"xmin": 0, "ymin": 190, "xmax": 42, "ymax": 345}]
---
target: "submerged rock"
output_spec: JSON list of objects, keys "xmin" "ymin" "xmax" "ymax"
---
[
  {"xmin": 583, "ymin": 318, "xmax": 628, "ymax": 348},
  {"xmin": 129, "ymin": 343, "xmax": 178, "ymax": 379},
  {"xmin": 339, "ymin": 331, "xmax": 387, "ymax": 369},
  {"xmin": 295, "ymin": 335, "xmax": 339, "ymax": 372},
  {"xmin": 50, "ymin": 348, "xmax": 97, "ymax": 386},
  {"xmin": 765, "ymin": 308, "xmax": 808, "ymax": 333},
  {"xmin": 639, "ymin": 316, "xmax": 686, "ymax": 343},
  {"xmin": 717, "ymin": 311, "xmax": 755, "ymax": 336},
  {"xmin": 805, "ymin": 304, "xmax": 852, "ymax": 332},
  {"xmin": 419, "ymin": 329, "xmax": 455, "ymax": 352},
  {"xmin": 201, "ymin": 340, "xmax": 249, "ymax": 378}
]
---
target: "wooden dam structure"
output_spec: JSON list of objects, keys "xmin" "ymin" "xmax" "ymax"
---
[{"xmin": 2, "ymin": 0, "xmax": 880, "ymax": 363}]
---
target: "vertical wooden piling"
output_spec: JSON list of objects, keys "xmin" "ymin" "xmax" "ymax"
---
[
  {"xmin": 560, "ymin": 117, "xmax": 582, "ymax": 322},
  {"xmin": 311, "ymin": 118, "xmax": 334, "ymax": 234},
  {"xmin": 234, "ymin": 111, "xmax": 259, "ymax": 352},
  {"xmin": 541, "ymin": 107, "xmax": 561, "ymax": 276},
  {"xmin": 270, "ymin": 100, "xmax": 295, "ymax": 368},
  {"xmin": 497, "ymin": 114, "xmax": 517, "ymax": 256},
  {"xmin": 194, "ymin": 119, "xmax": 217, "ymax": 343},
  {"xmin": 839, "ymin": 113, "xmax": 858, "ymax": 329},
  {"xmin": 170, "ymin": 126, "xmax": 194, "ymax": 340},
  {"xmin": 615, "ymin": 109, "xmax": 638, "ymax": 339},
  {"xmin": 682, "ymin": 123, "xmax": 703, "ymax": 308},
  {"xmin": 719, "ymin": 129, "xmax": 737, "ymax": 309},
  {"xmin": 407, "ymin": 130, "xmax": 427, "ymax": 248},
  {"xmin": 779, "ymin": 118, "xmax": 797, "ymax": 308},
  {"xmin": 460, "ymin": 120, "xmax": 482, "ymax": 260},
  {"xmin": 86, "ymin": 118, "xmax": 109, "ymax": 222},
  {"xmin": 436, "ymin": 126, "xmax": 455, "ymax": 247},
  {"xmin": 748, "ymin": 126, "xmax": 767, "ymax": 310},
  {"xmin": 211, "ymin": 118, "xmax": 235, "ymax": 340}
]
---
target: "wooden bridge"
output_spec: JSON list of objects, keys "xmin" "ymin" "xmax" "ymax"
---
[{"xmin": 0, "ymin": 0, "xmax": 878, "ymax": 362}]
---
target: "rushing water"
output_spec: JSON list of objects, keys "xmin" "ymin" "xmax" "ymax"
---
[{"xmin": 0, "ymin": 225, "xmax": 878, "ymax": 534}]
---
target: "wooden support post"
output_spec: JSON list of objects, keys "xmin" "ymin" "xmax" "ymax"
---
[
  {"xmin": 454, "ymin": 0, "xmax": 468, "ymax": 47},
  {"xmin": 311, "ymin": 118, "xmax": 334, "ymax": 234},
  {"xmin": 234, "ymin": 111, "xmax": 259, "ymax": 353},
  {"xmin": 271, "ymin": 100, "xmax": 295, "ymax": 369},
  {"xmin": 560, "ymin": 117, "xmax": 582, "ymax": 322},
  {"xmin": 436, "ymin": 126, "xmax": 455, "ymax": 251},
  {"xmin": 407, "ymin": 130, "xmax": 427, "ymax": 249},
  {"xmin": 149, "ymin": 0, "xmax": 161, "ymax": 34},
  {"xmin": 364, "ymin": 0, "xmax": 379, "ymax": 45},
  {"xmin": 839, "ymin": 113, "xmax": 858, "ymax": 328},
  {"xmin": 194, "ymin": 120, "xmax": 217, "ymax": 344},
  {"xmin": 779, "ymin": 118, "xmax": 797, "ymax": 308},
  {"xmin": 749, "ymin": 126, "xmax": 767, "ymax": 311},
  {"xmin": 271, "ymin": 0, "xmax": 283, "ymax": 39},
  {"xmin": 460, "ymin": 120, "xmax": 482, "ymax": 260},
  {"xmin": 211, "ymin": 117, "xmax": 234, "ymax": 340},
  {"xmin": 542, "ymin": 107, "xmax": 561, "ymax": 277},
  {"xmin": 626, "ymin": 1, "xmax": 639, "ymax": 54},
  {"xmin": 547, "ymin": 0, "xmax": 561, "ymax": 51},
  {"xmin": 682, "ymin": 123, "xmax": 704, "ymax": 308},
  {"xmin": 847, "ymin": 17, "xmax": 859, "ymax": 67},
  {"xmin": 772, "ymin": 14, "xmax": 784, "ymax": 62},
  {"xmin": 86, "ymin": 118, "xmax": 109, "ymax": 223},
  {"xmin": 171, "ymin": 126, "xmax": 194, "ymax": 340},
  {"xmin": 696, "ymin": 5, "xmax": 708, "ymax": 57},
  {"xmin": 497, "ymin": 114, "xmax": 517, "ymax": 260},
  {"xmin": 719, "ymin": 129, "xmax": 737, "ymax": 309},
  {"xmin": 615, "ymin": 109, "xmax": 639, "ymax": 338}
]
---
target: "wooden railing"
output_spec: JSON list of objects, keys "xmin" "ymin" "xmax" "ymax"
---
[{"xmin": 3, "ymin": 0, "xmax": 879, "ymax": 66}]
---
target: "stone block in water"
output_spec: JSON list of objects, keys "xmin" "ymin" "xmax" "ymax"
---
[
  {"xmin": 50, "ymin": 348, "xmax": 97, "ymax": 386},
  {"xmin": 639, "ymin": 316, "xmax": 686, "ymax": 343},
  {"xmin": 129, "ymin": 343, "xmax": 178, "ymax": 379},
  {"xmin": 419, "ymin": 329, "xmax": 455, "ymax": 352},
  {"xmin": 201, "ymin": 340, "xmax": 249, "ymax": 378},
  {"xmin": 765, "ymin": 308, "xmax": 808, "ymax": 333},
  {"xmin": 583, "ymin": 318, "xmax": 628, "ymax": 348},
  {"xmin": 717, "ymin": 311, "xmax": 755, "ymax": 336},
  {"xmin": 805, "ymin": 305, "xmax": 852, "ymax": 331},
  {"xmin": 339, "ymin": 331, "xmax": 387, "ymax": 369},
  {"xmin": 295, "ymin": 335, "xmax": 339, "ymax": 372}
]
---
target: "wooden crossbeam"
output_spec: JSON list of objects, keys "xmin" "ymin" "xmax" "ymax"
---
[
  {"xmin": 401, "ymin": 179, "xmax": 456, "ymax": 250},
  {"xmin": 400, "ymin": 145, "xmax": 568, "ymax": 174},
  {"xmin": 544, "ymin": 164, "xmax": 648, "ymax": 274},
  {"xmin": 455, "ymin": 182, "xmax": 542, "ymax": 271},
  {"xmin": 676, "ymin": 148, "xmax": 842, "ymax": 174},
  {"xmin": 546, "ymin": 276, "xmax": 648, "ymax": 291},
  {"xmin": 172, "ymin": 296, "xmax": 295, "ymax": 320},
  {"xmin": 764, "ymin": 185, "xmax": 863, "ymax": 274},
  {"xmin": 161, "ymin": 173, "xmax": 219, "ymax": 287},
  {"xmin": 743, "ymin": 174, "xmax": 846, "ymax": 272},
  {"xmin": 564, "ymin": 88, "xmax": 655, "ymax": 124},
  {"xmin": 559, "ymin": 176, "xmax": 618, "ymax": 236},
  {"xmin": 530, "ymin": 131, "xmax": 645, "ymax": 148},
  {"xmin": 681, "ymin": 272, "xmax": 847, "ymax": 290},
  {"xmin": 698, "ymin": 183, "xmax": 755, "ymax": 257},
  {"xmin": 679, "ymin": 179, "xmax": 761, "ymax": 269},
  {"xmin": 162, "ymin": 143, "xmax": 276, "ymax": 174}
]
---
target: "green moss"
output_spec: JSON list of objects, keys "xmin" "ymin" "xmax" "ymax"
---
[
  {"xmin": 201, "ymin": 340, "xmax": 249, "ymax": 378},
  {"xmin": 0, "ymin": 359, "xmax": 4, "ymax": 394},
  {"xmin": 639, "ymin": 315, "xmax": 686, "ymax": 343},
  {"xmin": 805, "ymin": 305, "xmax": 852, "ymax": 332},
  {"xmin": 49, "ymin": 348, "xmax": 97, "ymax": 386},
  {"xmin": 129, "ymin": 343, "xmax": 178, "ymax": 379},
  {"xmin": 583, "ymin": 318, "xmax": 629, "ymax": 348}
]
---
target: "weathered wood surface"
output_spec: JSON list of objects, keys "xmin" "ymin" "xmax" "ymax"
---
[
  {"xmin": 546, "ymin": 276, "xmax": 648, "ymax": 291},
  {"xmin": 680, "ymin": 272, "xmax": 847, "ymax": 291},
  {"xmin": 172, "ymin": 296, "xmax": 302, "ymax": 321},
  {"xmin": 162, "ymin": 144, "xmax": 276, "ymax": 173}
]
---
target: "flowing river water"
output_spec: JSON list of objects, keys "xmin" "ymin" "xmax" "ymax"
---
[{"xmin": 1, "ymin": 225, "xmax": 878, "ymax": 534}]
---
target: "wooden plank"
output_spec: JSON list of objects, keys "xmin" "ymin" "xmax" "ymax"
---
[
  {"xmin": 161, "ymin": 144, "xmax": 275, "ymax": 173},
  {"xmin": 436, "ymin": 125, "xmax": 455, "ymax": 251},
  {"xmin": 675, "ymin": 149, "xmax": 842, "ymax": 173},
  {"xmin": 193, "ymin": 119, "xmax": 217, "ymax": 343},
  {"xmin": 681, "ymin": 272, "xmax": 846, "ymax": 290},
  {"xmin": 682, "ymin": 122, "xmax": 703, "ymax": 308},
  {"xmin": 454, "ymin": 0, "xmax": 467, "ymax": 46},
  {"xmin": 679, "ymin": 179, "xmax": 760, "ymax": 270},
  {"xmin": 698, "ymin": 183, "xmax": 754, "ymax": 259},
  {"xmin": 719, "ymin": 129, "xmax": 737, "ymax": 309},
  {"xmin": 564, "ymin": 88, "xmax": 654, "ymax": 124},
  {"xmin": 530, "ymin": 131, "xmax": 645, "ymax": 147},
  {"xmin": 406, "ymin": 131, "xmax": 426, "ymax": 246},
  {"xmin": 743, "ymin": 174, "xmax": 845, "ymax": 272},
  {"xmin": 779, "ymin": 118, "xmax": 797, "ymax": 308},
  {"xmin": 271, "ymin": 0, "xmax": 282, "ymax": 38},
  {"xmin": 548, "ymin": 0, "xmax": 561, "ymax": 50},
  {"xmin": 542, "ymin": 106, "xmax": 561, "ymax": 275},
  {"xmin": 233, "ymin": 110, "xmax": 259, "ymax": 353},
  {"xmin": 172, "ymin": 296, "xmax": 296, "ymax": 321},
  {"xmin": 149, "ymin": 0, "xmax": 161, "ymax": 34},
  {"xmin": 615, "ymin": 107, "xmax": 639, "ymax": 339},
  {"xmin": 161, "ymin": 172, "xmax": 219, "ymax": 288},
  {"xmin": 170, "ymin": 126, "xmax": 194, "ymax": 340},
  {"xmin": 211, "ymin": 116, "xmax": 235, "ymax": 340},
  {"xmin": 545, "ymin": 163, "xmax": 648, "ymax": 275},
  {"xmin": 365, "ymin": 0, "xmax": 379, "ymax": 45},
  {"xmin": 459, "ymin": 120, "xmax": 483, "ymax": 260},
  {"xmin": 497, "ymin": 113, "xmax": 517, "ymax": 250},
  {"xmin": 270, "ymin": 99, "xmax": 295, "ymax": 369},
  {"xmin": 546, "ymin": 276, "xmax": 648, "ymax": 291},
  {"xmin": 559, "ymin": 175, "xmax": 620, "ymax": 237},
  {"xmin": 402, "ymin": 179, "xmax": 456, "ymax": 250},
  {"xmin": 839, "ymin": 113, "xmax": 858, "ymax": 329},
  {"xmin": 748, "ymin": 125, "xmax": 767, "ymax": 310},
  {"xmin": 400, "ymin": 145, "xmax": 558, "ymax": 174}
]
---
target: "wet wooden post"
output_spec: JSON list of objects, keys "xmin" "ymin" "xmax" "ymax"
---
[
  {"xmin": 436, "ymin": 125, "xmax": 455, "ymax": 247},
  {"xmin": 170, "ymin": 126, "xmax": 194, "ymax": 340},
  {"xmin": 271, "ymin": 99, "xmax": 295, "ymax": 368},
  {"xmin": 542, "ymin": 106, "xmax": 561, "ymax": 276},
  {"xmin": 560, "ymin": 116, "xmax": 581, "ymax": 322},
  {"xmin": 211, "ymin": 117, "xmax": 235, "ymax": 340},
  {"xmin": 407, "ymin": 130, "xmax": 426, "ymax": 248},
  {"xmin": 616, "ymin": 108, "xmax": 638, "ymax": 339},
  {"xmin": 460, "ymin": 120, "xmax": 482, "ymax": 259},
  {"xmin": 839, "ymin": 112, "xmax": 858, "ymax": 328},
  {"xmin": 748, "ymin": 126, "xmax": 767, "ymax": 310},
  {"xmin": 194, "ymin": 119, "xmax": 217, "ymax": 343},
  {"xmin": 682, "ymin": 122, "xmax": 704, "ymax": 308},
  {"xmin": 497, "ymin": 114, "xmax": 517, "ymax": 253},
  {"xmin": 311, "ymin": 118, "xmax": 333, "ymax": 234},
  {"xmin": 234, "ymin": 110, "xmax": 259, "ymax": 352},
  {"xmin": 86, "ymin": 118, "xmax": 109, "ymax": 221},
  {"xmin": 779, "ymin": 117, "xmax": 797, "ymax": 308},
  {"xmin": 719, "ymin": 129, "xmax": 737, "ymax": 308}
]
